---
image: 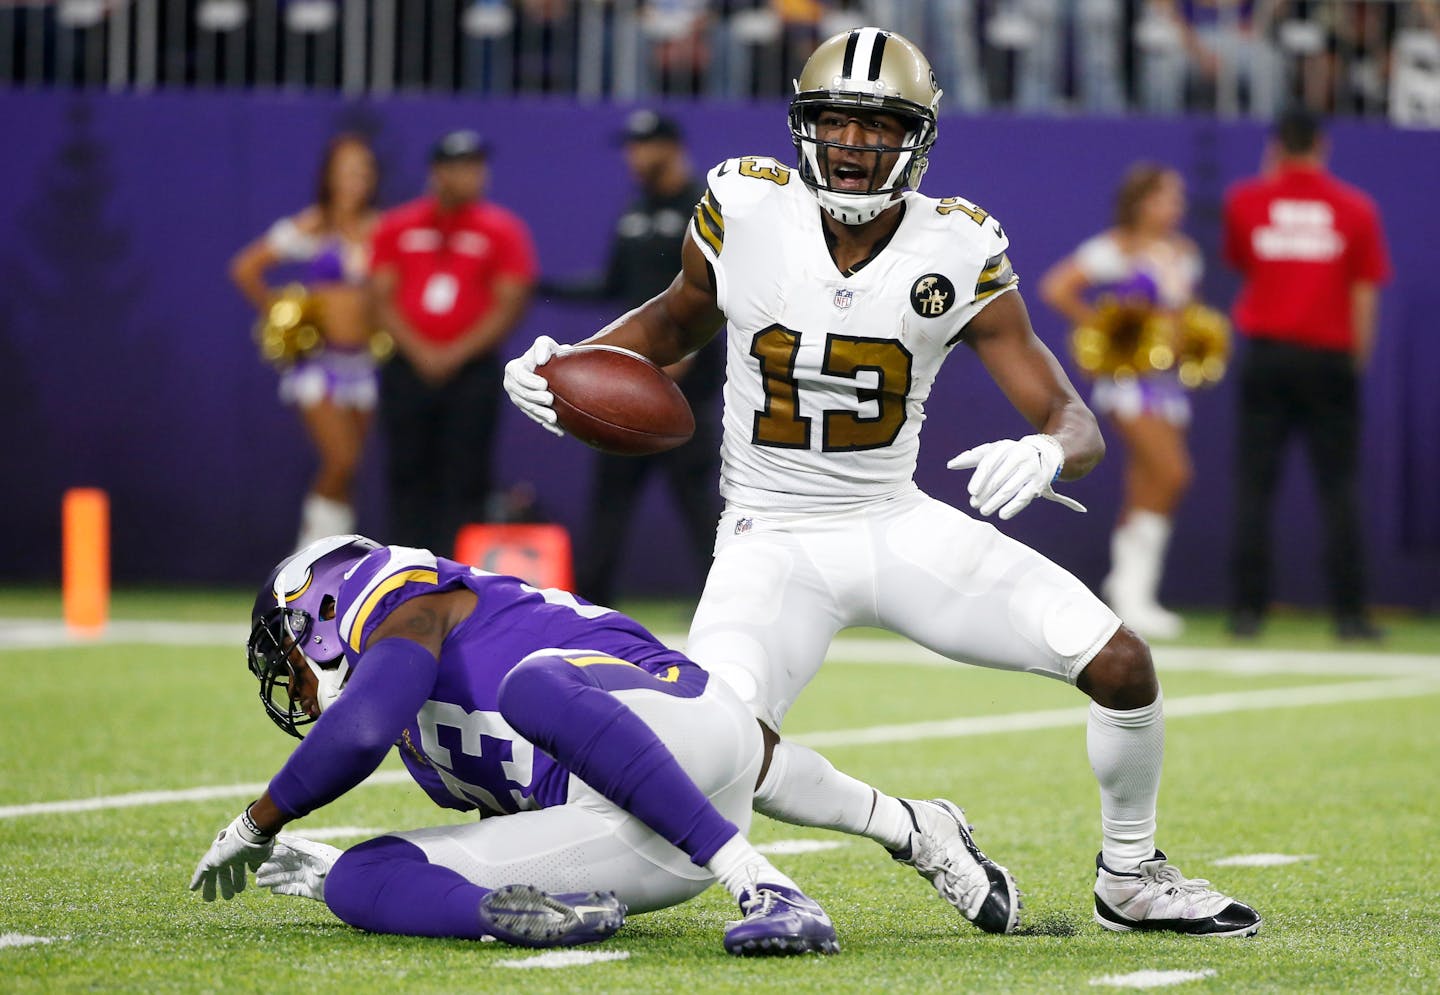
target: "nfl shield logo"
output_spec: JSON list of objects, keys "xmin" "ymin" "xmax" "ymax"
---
[
  {"xmin": 832, "ymin": 288, "xmax": 854, "ymax": 310},
  {"xmin": 734, "ymin": 517, "xmax": 753, "ymax": 536}
]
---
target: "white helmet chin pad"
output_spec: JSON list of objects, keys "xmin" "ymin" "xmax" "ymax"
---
[
  {"xmin": 799, "ymin": 136, "xmax": 921, "ymax": 225},
  {"xmin": 307, "ymin": 657, "xmax": 350, "ymax": 713},
  {"xmin": 813, "ymin": 186, "xmax": 900, "ymax": 226}
]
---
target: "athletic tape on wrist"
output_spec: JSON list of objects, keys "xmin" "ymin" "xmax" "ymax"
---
[{"xmin": 239, "ymin": 806, "xmax": 272, "ymax": 843}]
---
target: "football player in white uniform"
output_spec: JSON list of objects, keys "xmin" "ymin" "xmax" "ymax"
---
[{"xmin": 506, "ymin": 28, "xmax": 1260, "ymax": 938}]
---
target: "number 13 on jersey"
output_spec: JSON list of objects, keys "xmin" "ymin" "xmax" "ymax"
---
[{"xmin": 750, "ymin": 325, "xmax": 913, "ymax": 452}]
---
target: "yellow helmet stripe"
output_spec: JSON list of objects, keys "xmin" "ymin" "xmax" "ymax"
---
[{"xmin": 278, "ymin": 571, "xmax": 313, "ymax": 604}]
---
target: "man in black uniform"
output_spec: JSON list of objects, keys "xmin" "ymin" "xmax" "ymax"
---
[{"xmin": 542, "ymin": 110, "xmax": 724, "ymax": 605}]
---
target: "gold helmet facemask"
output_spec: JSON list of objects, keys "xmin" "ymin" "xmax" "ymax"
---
[{"xmin": 789, "ymin": 27, "xmax": 942, "ymax": 226}]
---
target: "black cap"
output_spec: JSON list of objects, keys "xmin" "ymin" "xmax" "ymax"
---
[
  {"xmin": 431, "ymin": 130, "xmax": 490, "ymax": 164},
  {"xmin": 617, "ymin": 109, "xmax": 682, "ymax": 145}
]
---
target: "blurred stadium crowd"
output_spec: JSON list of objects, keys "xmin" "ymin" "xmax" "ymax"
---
[{"xmin": 4, "ymin": 1, "xmax": 1440, "ymax": 124}]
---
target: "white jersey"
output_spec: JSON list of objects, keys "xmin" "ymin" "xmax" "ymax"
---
[{"xmin": 689, "ymin": 155, "xmax": 1019, "ymax": 512}]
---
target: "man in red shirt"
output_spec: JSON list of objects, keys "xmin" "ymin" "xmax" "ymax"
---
[
  {"xmin": 371, "ymin": 131, "xmax": 538, "ymax": 552},
  {"xmin": 1222, "ymin": 108, "xmax": 1391, "ymax": 641}
]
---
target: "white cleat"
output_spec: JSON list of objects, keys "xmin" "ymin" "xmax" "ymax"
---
[
  {"xmin": 1094, "ymin": 850, "xmax": 1261, "ymax": 938},
  {"xmin": 890, "ymin": 798, "xmax": 1021, "ymax": 934}
]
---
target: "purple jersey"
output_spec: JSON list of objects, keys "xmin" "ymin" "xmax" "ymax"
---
[{"xmin": 334, "ymin": 546, "xmax": 705, "ymax": 818}]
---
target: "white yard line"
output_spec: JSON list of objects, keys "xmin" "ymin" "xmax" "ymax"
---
[
  {"xmin": 3, "ymin": 675, "xmax": 1435, "ymax": 820},
  {"xmin": 1213, "ymin": 853, "xmax": 1316, "ymax": 867},
  {"xmin": 793, "ymin": 677, "xmax": 1440, "ymax": 749},
  {"xmin": 0, "ymin": 934, "xmax": 66, "ymax": 949},
  {"xmin": 0, "ymin": 619, "xmax": 248, "ymax": 649},
  {"xmin": 495, "ymin": 950, "xmax": 630, "ymax": 969},
  {"xmin": 0, "ymin": 771, "xmax": 412, "ymax": 820},
  {"xmin": 1091, "ymin": 970, "xmax": 1217, "ymax": 988},
  {"xmin": 756, "ymin": 840, "xmax": 849, "ymax": 855}
]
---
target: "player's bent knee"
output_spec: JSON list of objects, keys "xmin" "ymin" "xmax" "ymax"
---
[
  {"xmin": 325, "ymin": 835, "xmax": 429, "ymax": 928},
  {"xmin": 496, "ymin": 654, "xmax": 586, "ymax": 733},
  {"xmin": 1077, "ymin": 626, "xmax": 1158, "ymax": 710}
]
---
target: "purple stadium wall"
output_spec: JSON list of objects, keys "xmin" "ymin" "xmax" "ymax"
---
[{"xmin": 0, "ymin": 91, "xmax": 1436, "ymax": 609}]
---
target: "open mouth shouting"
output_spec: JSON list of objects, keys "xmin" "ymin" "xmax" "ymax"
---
[{"xmin": 829, "ymin": 158, "xmax": 875, "ymax": 191}]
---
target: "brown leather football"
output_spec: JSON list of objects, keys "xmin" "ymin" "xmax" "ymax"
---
[{"xmin": 541, "ymin": 345, "xmax": 695, "ymax": 456}]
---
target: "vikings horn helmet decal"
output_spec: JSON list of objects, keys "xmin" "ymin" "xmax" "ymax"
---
[
  {"xmin": 788, "ymin": 27, "xmax": 942, "ymax": 225},
  {"xmin": 246, "ymin": 534, "xmax": 381, "ymax": 738}
]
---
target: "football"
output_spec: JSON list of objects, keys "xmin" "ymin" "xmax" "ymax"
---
[{"xmin": 541, "ymin": 345, "xmax": 695, "ymax": 456}]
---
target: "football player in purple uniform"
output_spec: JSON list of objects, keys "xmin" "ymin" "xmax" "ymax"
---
[{"xmin": 188, "ymin": 535, "xmax": 837, "ymax": 956}]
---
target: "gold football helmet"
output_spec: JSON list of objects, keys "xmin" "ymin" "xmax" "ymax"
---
[{"xmin": 789, "ymin": 27, "xmax": 942, "ymax": 225}]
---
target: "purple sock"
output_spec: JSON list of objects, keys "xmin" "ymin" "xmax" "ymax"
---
[
  {"xmin": 496, "ymin": 654, "xmax": 739, "ymax": 866},
  {"xmin": 325, "ymin": 836, "xmax": 489, "ymax": 939}
]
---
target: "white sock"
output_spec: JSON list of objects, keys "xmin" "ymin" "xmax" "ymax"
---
[
  {"xmin": 705, "ymin": 834, "xmax": 798, "ymax": 901},
  {"xmin": 754, "ymin": 740, "xmax": 912, "ymax": 851},
  {"xmin": 1102, "ymin": 518, "xmax": 1144, "ymax": 608},
  {"xmin": 296, "ymin": 494, "xmax": 355, "ymax": 552},
  {"xmin": 1128, "ymin": 511, "xmax": 1174, "ymax": 610},
  {"xmin": 1088, "ymin": 694, "xmax": 1165, "ymax": 872}
]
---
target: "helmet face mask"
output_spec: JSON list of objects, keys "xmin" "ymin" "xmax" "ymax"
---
[
  {"xmin": 247, "ymin": 604, "xmax": 342, "ymax": 739},
  {"xmin": 789, "ymin": 28, "xmax": 941, "ymax": 226},
  {"xmin": 247, "ymin": 535, "xmax": 380, "ymax": 738}
]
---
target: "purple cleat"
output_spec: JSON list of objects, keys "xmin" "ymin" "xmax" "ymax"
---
[
  {"xmin": 723, "ymin": 884, "xmax": 840, "ymax": 957},
  {"xmin": 478, "ymin": 885, "xmax": 626, "ymax": 948}
]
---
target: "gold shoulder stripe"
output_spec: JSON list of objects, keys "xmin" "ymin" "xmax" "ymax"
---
[
  {"xmin": 704, "ymin": 184, "xmax": 722, "ymax": 215},
  {"xmin": 699, "ymin": 193, "xmax": 723, "ymax": 234},
  {"xmin": 692, "ymin": 205, "xmax": 723, "ymax": 255},
  {"xmin": 346, "ymin": 569, "xmax": 439, "ymax": 651},
  {"xmin": 975, "ymin": 252, "xmax": 1015, "ymax": 298},
  {"xmin": 979, "ymin": 251, "xmax": 1008, "ymax": 275},
  {"xmin": 974, "ymin": 275, "xmax": 1019, "ymax": 302}
]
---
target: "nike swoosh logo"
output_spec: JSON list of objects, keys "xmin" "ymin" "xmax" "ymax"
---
[{"xmin": 717, "ymin": 161, "xmax": 731, "ymax": 176}]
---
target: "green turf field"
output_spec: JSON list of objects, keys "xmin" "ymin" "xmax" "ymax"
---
[{"xmin": 2, "ymin": 590, "xmax": 1438, "ymax": 992}]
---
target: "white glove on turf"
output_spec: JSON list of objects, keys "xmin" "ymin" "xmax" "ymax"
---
[
  {"xmin": 255, "ymin": 834, "xmax": 344, "ymax": 902},
  {"xmin": 947, "ymin": 433, "xmax": 1087, "ymax": 520},
  {"xmin": 503, "ymin": 335, "xmax": 568, "ymax": 436},
  {"xmin": 189, "ymin": 808, "xmax": 275, "ymax": 902}
]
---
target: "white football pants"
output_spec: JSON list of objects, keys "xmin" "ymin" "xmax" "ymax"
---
[
  {"xmin": 391, "ymin": 676, "xmax": 760, "ymax": 914},
  {"xmin": 688, "ymin": 488, "xmax": 1121, "ymax": 730}
]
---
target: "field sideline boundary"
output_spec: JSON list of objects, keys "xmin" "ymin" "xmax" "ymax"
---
[{"xmin": 1, "ymin": 618, "xmax": 1436, "ymax": 677}]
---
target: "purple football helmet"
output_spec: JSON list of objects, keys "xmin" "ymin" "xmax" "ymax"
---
[{"xmin": 247, "ymin": 534, "xmax": 381, "ymax": 738}]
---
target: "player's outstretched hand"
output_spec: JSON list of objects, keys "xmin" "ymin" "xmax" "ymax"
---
[
  {"xmin": 948, "ymin": 434, "xmax": 1087, "ymax": 520},
  {"xmin": 255, "ymin": 834, "xmax": 344, "ymax": 902},
  {"xmin": 503, "ymin": 335, "xmax": 568, "ymax": 436},
  {"xmin": 189, "ymin": 809, "xmax": 275, "ymax": 902}
]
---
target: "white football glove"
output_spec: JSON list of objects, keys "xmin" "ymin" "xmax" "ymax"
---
[
  {"xmin": 503, "ymin": 335, "xmax": 568, "ymax": 437},
  {"xmin": 255, "ymin": 834, "xmax": 344, "ymax": 902},
  {"xmin": 947, "ymin": 433, "xmax": 1087, "ymax": 520},
  {"xmin": 189, "ymin": 808, "xmax": 275, "ymax": 902}
]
